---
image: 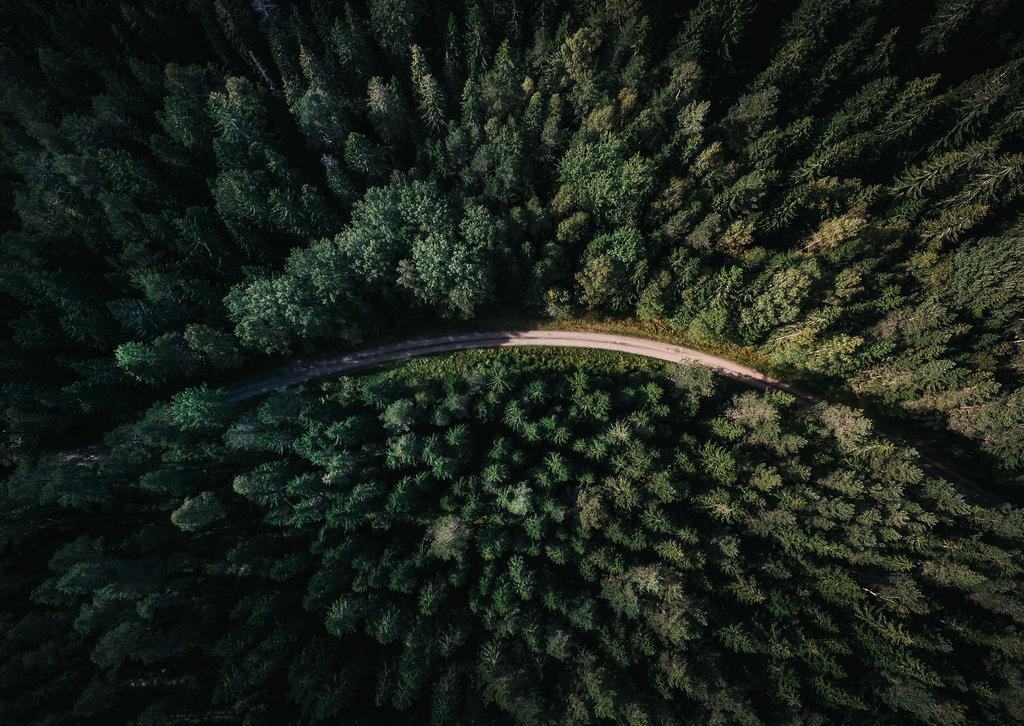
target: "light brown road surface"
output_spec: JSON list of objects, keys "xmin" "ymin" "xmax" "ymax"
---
[
  {"xmin": 225, "ymin": 330, "xmax": 997, "ymax": 501},
  {"xmin": 57, "ymin": 330, "xmax": 989, "ymax": 501},
  {"xmin": 227, "ymin": 330, "xmax": 818, "ymax": 403}
]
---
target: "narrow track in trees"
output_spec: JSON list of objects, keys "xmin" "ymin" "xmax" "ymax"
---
[{"xmin": 224, "ymin": 330, "xmax": 993, "ymax": 502}]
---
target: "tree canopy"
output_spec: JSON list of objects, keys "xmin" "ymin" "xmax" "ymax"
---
[
  {"xmin": 2, "ymin": 1, "xmax": 1024, "ymax": 722},
  {"xmin": 1, "ymin": 0, "xmax": 1020, "ymax": 490},
  {"xmin": 3, "ymin": 349, "xmax": 1023, "ymax": 723}
]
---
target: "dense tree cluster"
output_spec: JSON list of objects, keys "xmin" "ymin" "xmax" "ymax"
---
[
  {"xmin": 2, "ymin": 2, "xmax": 1024, "ymax": 722},
  {"xmin": 2, "ymin": 350, "xmax": 1023, "ymax": 723},
  {"xmin": 1, "ymin": 0, "xmax": 1022, "ymax": 491}
]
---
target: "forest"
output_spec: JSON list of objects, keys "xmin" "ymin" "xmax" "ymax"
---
[
  {"xmin": 1, "ymin": 0, "xmax": 1023, "ymax": 722},
  {"xmin": 4, "ymin": 349, "xmax": 1024, "ymax": 722}
]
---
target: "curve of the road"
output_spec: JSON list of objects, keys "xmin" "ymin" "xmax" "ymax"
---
[
  {"xmin": 225, "ymin": 330, "xmax": 991, "ymax": 501},
  {"xmin": 227, "ymin": 330, "xmax": 814, "ymax": 402}
]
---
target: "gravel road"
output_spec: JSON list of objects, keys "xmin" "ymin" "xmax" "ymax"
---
[
  {"xmin": 224, "ymin": 329, "xmax": 997, "ymax": 501},
  {"xmin": 227, "ymin": 330, "xmax": 817, "ymax": 402}
]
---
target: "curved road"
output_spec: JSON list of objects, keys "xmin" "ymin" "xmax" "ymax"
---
[
  {"xmin": 227, "ymin": 330, "xmax": 817, "ymax": 403},
  {"xmin": 224, "ymin": 329, "xmax": 994, "ymax": 501}
]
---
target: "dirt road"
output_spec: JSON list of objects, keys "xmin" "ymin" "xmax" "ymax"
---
[
  {"xmin": 224, "ymin": 329, "xmax": 997, "ymax": 501},
  {"xmin": 227, "ymin": 330, "xmax": 817, "ymax": 403}
]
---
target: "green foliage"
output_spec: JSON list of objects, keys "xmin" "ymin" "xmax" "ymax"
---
[
  {"xmin": 169, "ymin": 385, "xmax": 232, "ymax": 432},
  {"xmin": 5, "ymin": 350, "xmax": 1022, "ymax": 722},
  {"xmin": 2, "ymin": 0, "xmax": 1023, "ymax": 481},
  {"xmin": 170, "ymin": 490, "xmax": 225, "ymax": 532},
  {"xmin": 576, "ymin": 227, "xmax": 648, "ymax": 313},
  {"xmin": 2, "ymin": 0, "xmax": 1024, "ymax": 720}
]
